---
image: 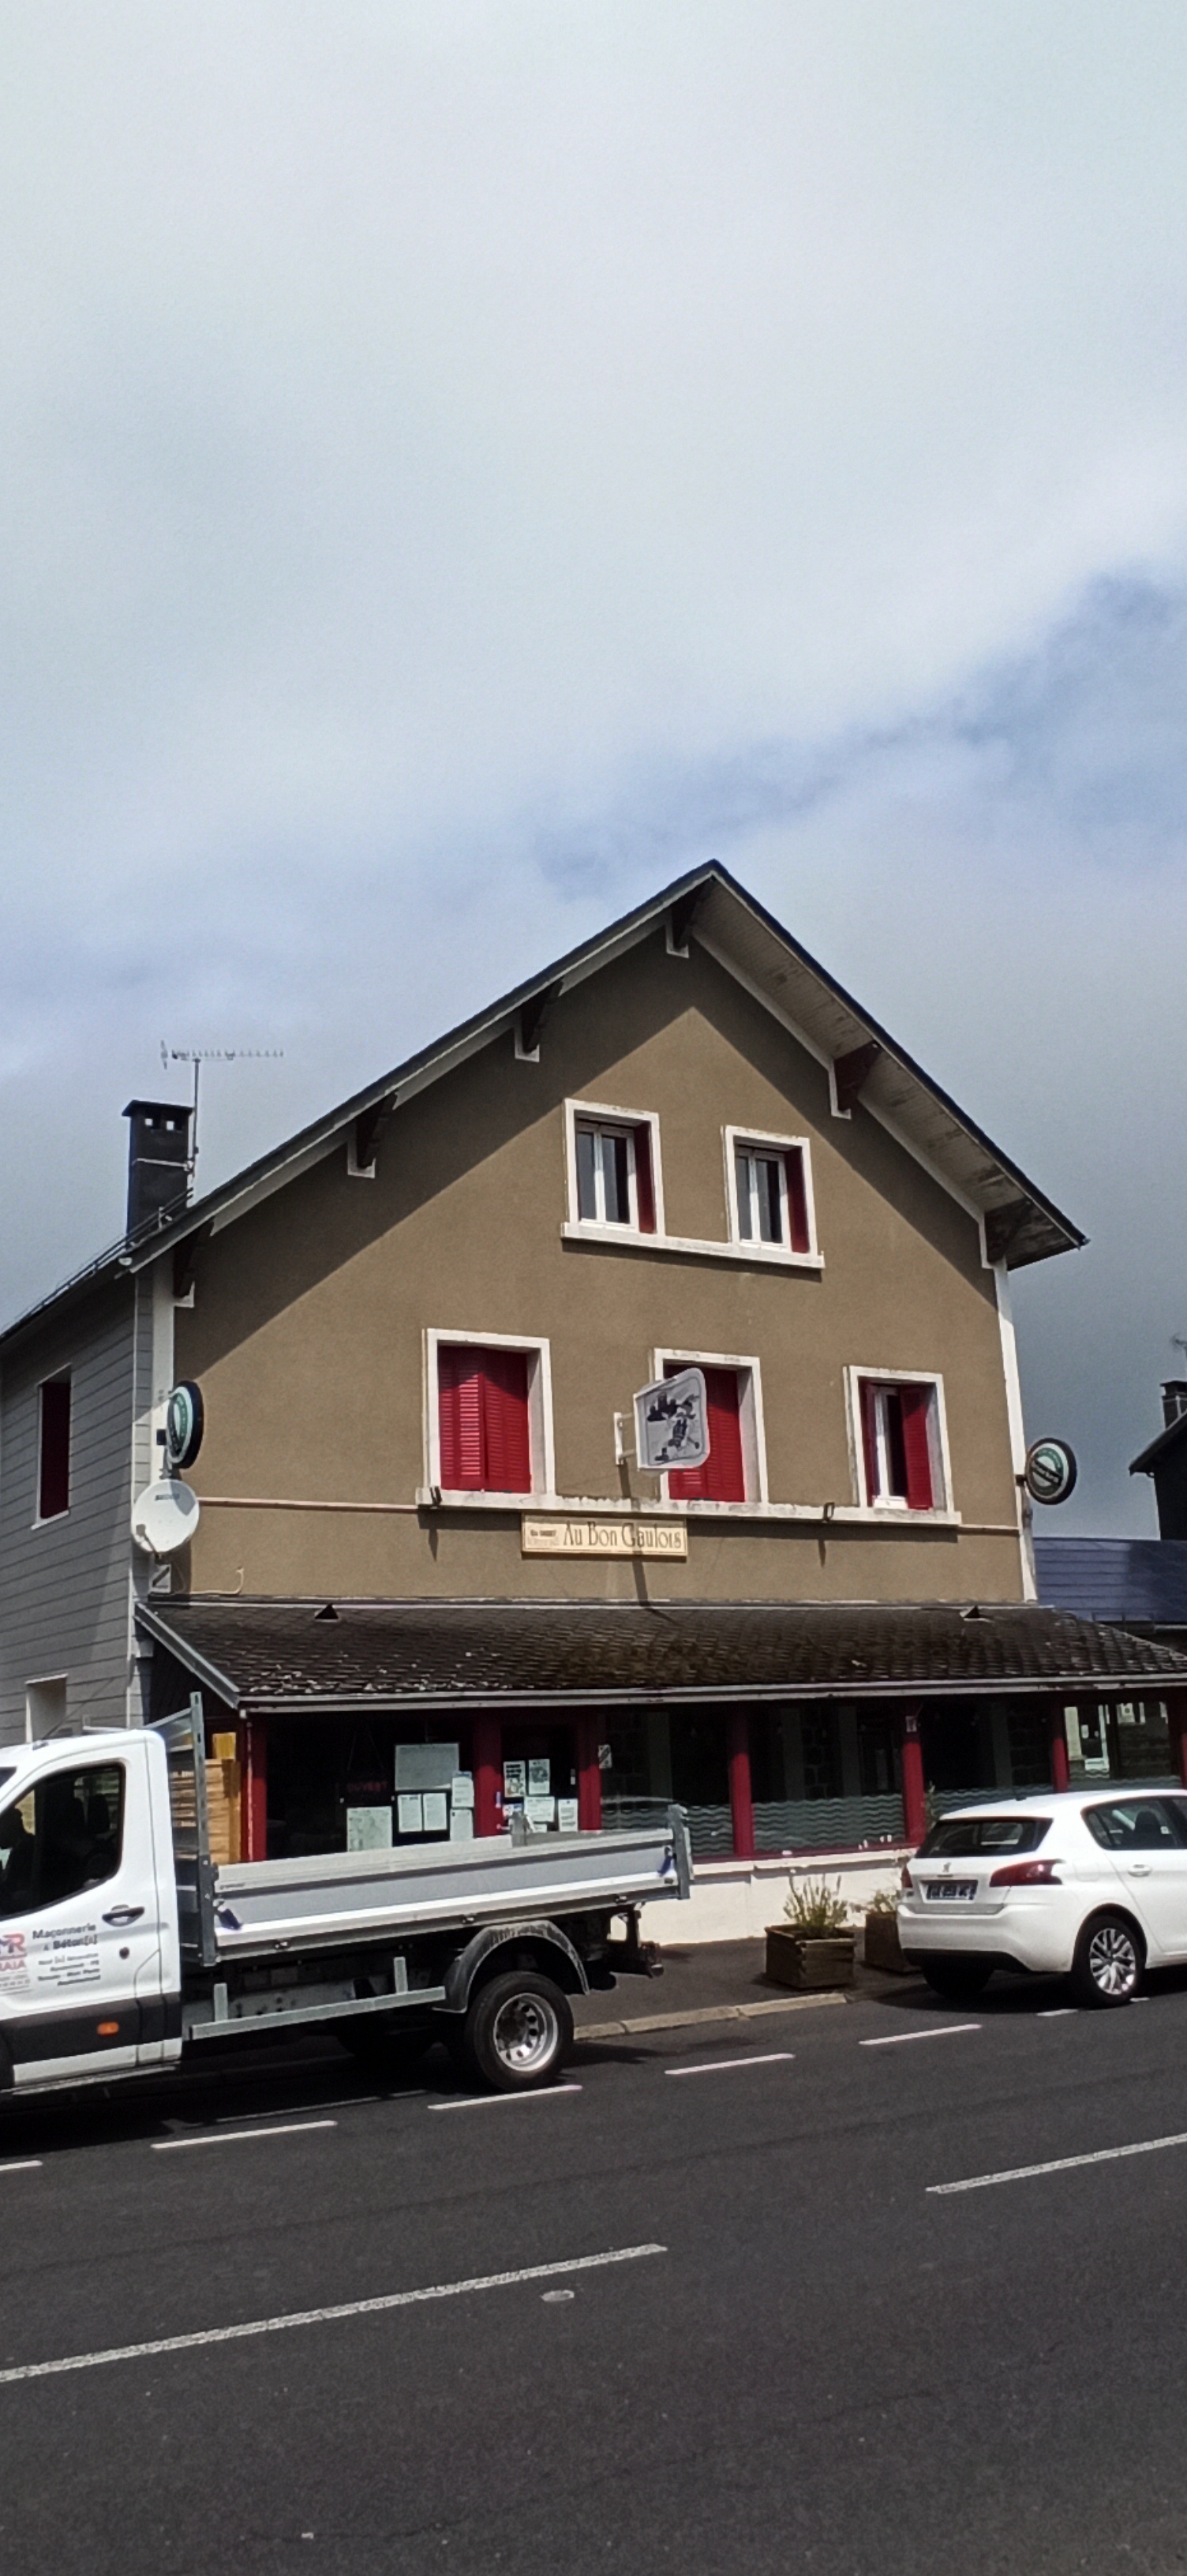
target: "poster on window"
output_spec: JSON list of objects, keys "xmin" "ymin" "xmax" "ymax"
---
[
  {"xmin": 527, "ymin": 1758, "xmax": 551, "ymax": 1796},
  {"xmin": 503, "ymin": 1759, "xmax": 526, "ymax": 1799}
]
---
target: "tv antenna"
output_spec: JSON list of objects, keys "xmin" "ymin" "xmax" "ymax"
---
[{"xmin": 160, "ymin": 1043, "xmax": 284, "ymax": 1180}]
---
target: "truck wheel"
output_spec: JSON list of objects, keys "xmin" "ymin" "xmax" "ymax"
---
[
  {"xmin": 462, "ymin": 1971, "xmax": 573, "ymax": 2093},
  {"xmin": 1071, "ymin": 1912, "xmax": 1143, "ymax": 2008}
]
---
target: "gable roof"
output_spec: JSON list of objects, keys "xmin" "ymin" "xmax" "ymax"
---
[
  {"xmin": 1129, "ymin": 1412, "xmax": 1187, "ymax": 1478},
  {"xmin": 1, "ymin": 860, "xmax": 1084, "ymax": 1352}
]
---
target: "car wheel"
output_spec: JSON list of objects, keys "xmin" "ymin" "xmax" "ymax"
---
[
  {"xmin": 462, "ymin": 1970, "xmax": 574, "ymax": 2093},
  {"xmin": 921, "ymin": 1959, "xmax": 993, "ymax": 2003},
  {"xmin": 1071, "ymin": 1912, "xmax": 1144, "ymax": 2009}
]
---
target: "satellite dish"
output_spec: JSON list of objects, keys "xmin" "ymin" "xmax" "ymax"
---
[{"xmin": 131, "ymin": 1478, "xmax": 200, "ymax": 1556}]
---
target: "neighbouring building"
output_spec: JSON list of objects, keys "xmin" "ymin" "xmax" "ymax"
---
[{"xmin": 3, "ymin": 863, "xmax": 1184, "ymax": 1937}]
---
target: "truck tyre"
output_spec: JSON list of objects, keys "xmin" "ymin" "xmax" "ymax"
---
[
  {"xmin": 462, "ymin": 1970, "xmax": 573, "ymax": 2093},
  {"xmin": 921, "ymin": 1958, "xmax": 993, "ymax": 2004},
  {"xmin": 1071, "ymin": 1912, "xmax": 1143, "ymax": 2008}
]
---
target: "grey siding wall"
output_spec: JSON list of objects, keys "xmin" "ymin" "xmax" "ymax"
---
[{"xmin": 0, "ymin": 1279, "xmax": 137, "ymax": 1743}]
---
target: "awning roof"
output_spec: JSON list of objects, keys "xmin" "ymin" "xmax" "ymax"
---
[{"xmin": 138, "ymin": 1595, "xmax": 1187, "ymax": 1713}]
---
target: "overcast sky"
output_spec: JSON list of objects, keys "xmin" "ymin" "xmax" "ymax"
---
[{"xmin": 3, "ymin": 2, "xmax": 1186, "ymax": 1533}]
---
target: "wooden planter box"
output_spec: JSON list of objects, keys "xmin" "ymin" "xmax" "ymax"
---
[
  {"xmin": 766, "ymin": 1926, "xmax": 855, "ymax": 1990},
  {"xmin": 863, "ymin": 1909, "xmax": 911, "ymax": 1975}
]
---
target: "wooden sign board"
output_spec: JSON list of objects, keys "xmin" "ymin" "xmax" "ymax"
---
[{"xmin": 521, "ymin": 1515, "xmax": 687, "ymax": 1560}]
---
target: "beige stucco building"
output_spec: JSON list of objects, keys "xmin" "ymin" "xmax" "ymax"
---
[{"xmin": 5, "ymin": 866, "xmax": 1183, "ymax": 1934}]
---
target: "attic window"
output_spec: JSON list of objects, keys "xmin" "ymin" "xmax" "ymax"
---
[
  {"xmin": 724, "ymin": 1129, "xmax": 816, "ymax": 1259},
  {"xmin": 566, "ymin": 1103, "xmax": 661, "ymax": 1237}
]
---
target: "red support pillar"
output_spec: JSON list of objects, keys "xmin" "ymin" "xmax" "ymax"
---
[
  {"xmin": 901, "ymin": 1708, "xmax": 926, "ymax": 1848},
  {"xmin": 241, "ymin": 1713, "xmax": 268, "ymax": 1861},
  {"xmin": 473, "ymin": 1716, "xmax": 502, "ymax": 1837},
  {"xmin": 576, "ymin": 1716, "xmax": 602, "ymax": 1833},
  {"xmin": 1049, "ymin": 1701, "xmax": 1070, "ymax": 1794},
  {"xmin": 728, "ymin": 1708, "xmax": 755, "ymax": 1861}
]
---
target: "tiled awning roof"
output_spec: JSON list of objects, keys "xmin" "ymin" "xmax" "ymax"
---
[{"xmin": 138, "ymin": 1595, "xmax": 1187, "ymax": 1713}]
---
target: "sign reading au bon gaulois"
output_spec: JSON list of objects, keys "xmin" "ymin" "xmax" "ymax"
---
[
  {"xmin": 522, "ymin": 1516, "xmax": 687, "ymax": 1559},
  {"xmin": 634, "ymin": 1366, "xmax": 710, "ymax": 1473}
]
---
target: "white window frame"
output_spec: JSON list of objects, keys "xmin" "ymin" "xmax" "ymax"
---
[
  {"xmin": 423, "ymin": 1328, "xmax": 555, "ymax": 1501},
  {"xmin": 564, "ymin": 1099, "xmax": 665, "ymax": 1240},
  {"xmin": 723, "ymin": 1126, "xmax": 818, "ymax": 1261},
  {"xmin": 844, "ymin": 1365, "xmax": 952, "ymax": 1515},
  {"xmin": 24, "ymin": 1675, "xmax": 67, "ymax": 1742},
  {"xmin": 649, "ymin": 1346, "xmax": 768, "ymax": 1507}
]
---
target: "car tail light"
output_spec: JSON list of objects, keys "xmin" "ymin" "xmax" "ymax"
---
[{"xmin": 988, "ymin": 1858, "xmax": 1061, "ymax": 1886}]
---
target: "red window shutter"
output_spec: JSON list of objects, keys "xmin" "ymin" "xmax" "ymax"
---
[
  {"xmin": 784, "ymin": 1150, "xmax": 810, "ymax": 1254},
  {"xmin": 859, "ymin": 1379, "xmax": 880, "ymax": 1503},
  {"xmin": 437, "ymin": 1346, "xmax": 531, "ymax": 1492},
  {"xmin": 900, "ymin": 1384, "xmax": 934, "ymax": 1510},
  {"xmin": 481, "ymin": 1347, "xmax": 532, "ymax": 1492},
  {"xmin": 437, "ymin": 1347, "xmax": 484, "ymax": 1488},
  {"xmin": 39, "ymin": 1378, "xmax": 70, "ymax": 1519},
  {"xmin": 633, "ymin": 1125, "xmax": 656, "ymax": 1234},
  {"xmin": 666, "ymin": 1364, "xmax": 746, "ymax": 1503}
]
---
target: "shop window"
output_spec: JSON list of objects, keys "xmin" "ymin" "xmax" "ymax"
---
[
  {"xmin": 661, "ymin": 1359, "xmax": 752, "ymax": 1503},
  {"xmin": 37, "ymin": 1376, "xmax": 71, "ymax": 1521},
  {"xmin": 567, "ymin": 1103, "xmax": 658, "ymax": 1234},
  {"xmin": 726, "ymin": 1130, "xmax": 814, "ymax": 1255},
  {"xmin": 852, "ymin": 1372, "xmax": 946, "ymax": 1511},
  {"xmin": 1065, "ymin": 1698, "xmax": 1173, "ymax": 1787},
  {"xmin": 432, "ymin": 1339, "xmax": 549, "ymax": 1495},
  {"xmin": 668, "ymin": 1710, "xmax": 732, "ymax": 1857},
  {"xmin": 750, "ymin": 1705, "xmax": 905, "ymax": 1855}
]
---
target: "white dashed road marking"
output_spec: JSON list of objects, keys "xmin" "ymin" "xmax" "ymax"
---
[
  {"xmin": 930, "ymin": 2131, "xmax": 1187, "ymax": 2195},
  {"xmin": 153, "ymin": 2120, "xmax": 338, "ymax": 2152},
  {"xmin": 0, "ymin": 2244, "xmax": 668, "ymax": 2386}
]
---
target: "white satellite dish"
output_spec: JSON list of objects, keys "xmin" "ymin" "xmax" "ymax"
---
[
  {"xmin": 634, "ymin": 1367, "xmax": 711, "ymax": 1472},
  {"xmin": 131, "ymin": 1477, "xmax": 200, "ymax": 1556}
]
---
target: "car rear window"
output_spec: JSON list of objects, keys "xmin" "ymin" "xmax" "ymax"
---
[
  {"xmin": 1083, "ymin": 1798, "xmax": 1187, "ymax": 1852},
  {"xmin": 918, "ymin": 1815, "xmax": 1051, "ymax": 1858}
]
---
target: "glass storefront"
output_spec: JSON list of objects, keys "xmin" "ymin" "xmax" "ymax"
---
[
  {"xmin": 751, "ymin": 1704, "xmax": 904, "ymax": 1854},
  {"xmin": 1065, "ymin": 1698, "xmax": 1174, "ymax": 1788},
  {"xmin": 600, "ymin": 1709, "xmax": 732, "ymax": 1857}
]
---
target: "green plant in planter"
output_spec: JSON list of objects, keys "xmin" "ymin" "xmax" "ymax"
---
[
  {"xmin": 782, "ymin": 1875, "xmax": 851, "ymax": 1934},
  {"xmin": 865, "ymin": 1884, "xmax": 900, "ymax": 1915}
]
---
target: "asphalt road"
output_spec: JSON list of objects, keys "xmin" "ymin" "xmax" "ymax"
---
[{"xmin": 4, "ymin": 1973, "xmax": 1187, "ymax": 2576}]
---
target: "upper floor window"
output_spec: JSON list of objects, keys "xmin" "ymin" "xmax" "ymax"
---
[
  {"xmin": 725, "ymin": 1129, "xmax": 814, "ymax": 1256},
  {"xmin": 567, "ymin": 1103, "xmax": 659, "ymax": 1236},
  {"xmin": 37, "ymin": 1376, "xmax": 71, "ymax": 1522},
  {"xmin": 431, "ymin": 1335, "xmax": 552, "ymax": 1496},
  {"xmin": 659, "ymin": 1355, "xmax": 763, "ymax": 1505},
  {"xmin": 852, "ymin": 1370, "xmax": 947, "ymax": 1512}
]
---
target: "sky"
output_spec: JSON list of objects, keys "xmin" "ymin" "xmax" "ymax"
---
[{"xmin": 2, "ymin": 1, "xmax": 1186, "ymax": 1533}]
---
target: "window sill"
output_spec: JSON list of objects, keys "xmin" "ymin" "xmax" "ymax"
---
[
  {"xmin": 560, "ymin": 1221, "xmax": 822, "ymax": 1271},
  {"xmin": 31, "ymin": 1511, "xmax": 71, "ymax": 1530},
  {"xmin": 416, "ymin": 1488, "xmax": 962, "ymax": 1526}
]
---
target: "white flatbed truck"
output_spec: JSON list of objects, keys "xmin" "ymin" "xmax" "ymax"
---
[{"xmin": 0, "ymin": 1710, "xmax": 691, "ymax": 2100}]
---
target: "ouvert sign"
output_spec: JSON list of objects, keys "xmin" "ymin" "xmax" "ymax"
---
[{"xmin": 521, "ymin": 1516, "xmax": 688, "ymax": 1559}]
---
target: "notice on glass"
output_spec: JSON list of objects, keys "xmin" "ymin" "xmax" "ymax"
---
[
  {"xmin": 422, "ymin": 1792, "xmax": 448, "ymax": 1834},
  {"xmin": 395, "ymin": 1743, "xmax": 459, "ymax": 1793},
  {"xmin": 556, "ymin": 1799, "xmax": 579, "ymax": 1834},
  {"xmin": 396, "ymin": 1793, "xmax": 424, "ymax": 1835},
  {"xmin": 347, "ymin": 1804, "xmax": 393, "ymax": 1852},
  {"xmin": 525, "ymin": 1795, "xmax": 556, "ymax": 1828},
  {"xmin": 449, "ymin": 1807, "xmax": 474, "ymax": 1841},
  {"xmin": 450, "ymin": 1772, "xmax": 474, "ymax": 1808},
  {"xmin": 527, "ymin": 1758, "xmax": 551, "ymax": 1796},
  {"xmin": 503, "ymin": 1759, "xmax": 526, "ymax": 1799}
]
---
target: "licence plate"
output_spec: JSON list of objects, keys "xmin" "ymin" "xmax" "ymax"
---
[{"xmin": 926, "ymin": 1880, "xmax": 977, "ymax": 1902}]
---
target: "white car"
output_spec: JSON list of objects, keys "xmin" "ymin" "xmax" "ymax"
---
[{"xmin": 898, "ymin": 1788, "xmax": 1187, "ymax": 2008}]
